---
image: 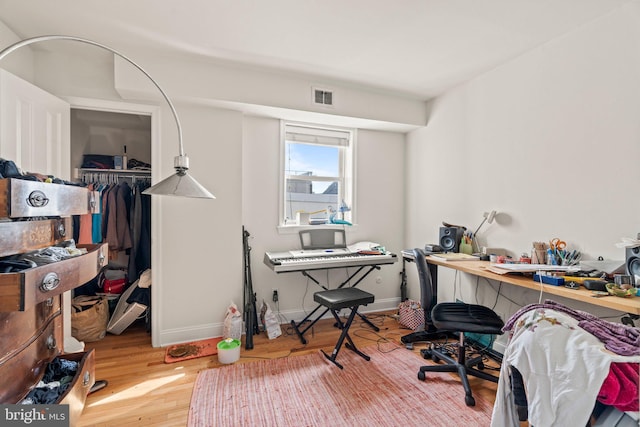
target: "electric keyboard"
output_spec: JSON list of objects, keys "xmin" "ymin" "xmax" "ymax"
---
[{"xmin": 264, "ymin": 250, "xmax": 397, "ymax": 272}]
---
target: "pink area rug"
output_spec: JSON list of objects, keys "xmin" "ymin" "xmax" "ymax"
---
[{"xmin": 188, "ymin": 342, "xmax": 494, "ymax": 426}]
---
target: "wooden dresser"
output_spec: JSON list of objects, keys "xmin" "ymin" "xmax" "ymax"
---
[{"xmin": 0, "ymin": 178, "xmax": 108, "ymax": 424}]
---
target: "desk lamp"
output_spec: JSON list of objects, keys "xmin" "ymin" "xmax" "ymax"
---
[
  {"xmin": 0, "ymin": 35, "xmax": 215, "ymax": 199},
  {"xmin": 472, "ymin": 210, "xmax": 497, "ymax": 252}
]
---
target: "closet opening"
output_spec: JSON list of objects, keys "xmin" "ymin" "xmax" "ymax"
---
[{"xmin": 70, "ymin": 106, "xmax": 153, "ymax": 345}]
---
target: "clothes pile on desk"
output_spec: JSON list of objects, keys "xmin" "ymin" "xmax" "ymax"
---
[{"xmin": 491, "ymin": 300, "xmax": 640, "ymax": 427}]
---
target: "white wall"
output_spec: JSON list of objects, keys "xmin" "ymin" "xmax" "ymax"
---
[
  {"xmin": 405, "ymin": 2, "xmax": 640, "ymax": 321},
  {"xmin": 0, "ymin": 21, "xmax": 35, "ymax": 82},
  {"xmin": 155, "ymin": 104, "xmax": 243, "ymax": 345}
]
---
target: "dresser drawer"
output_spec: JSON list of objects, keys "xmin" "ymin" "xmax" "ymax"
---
[
  {"xmin": 0, "ymin": 218, "xmax": 73, "ymax": 258},
  {"xmin": 0, "ymin": 302, "xmax": 62, "ymax": 404},
  {"xmin": 0, "ymin": 243, "xmax": 108, "ymax": 312},
  {"xmin": 0, "ymin": 310, "xmax": 94, "ymax": 425},
  {"xmin": 0, "ymin": 178, "xmax": 97, "ymax": 218},
  {"xmin": 59, "ymin": 349, "xmax": 95, "ymax": 426},
  {"xmin": 0, "ymin": 296, "xmax": 61, "ymax": 357}
]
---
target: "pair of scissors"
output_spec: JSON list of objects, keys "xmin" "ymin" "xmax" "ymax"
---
[{"xmin": 549, "ymin": 238, "xmax": 567, "ymax": 251}]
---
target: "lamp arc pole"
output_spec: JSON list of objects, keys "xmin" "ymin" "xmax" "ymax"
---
[{"xmin": 0, "ymin": 35, "xmax": 215, "ymax": 199}]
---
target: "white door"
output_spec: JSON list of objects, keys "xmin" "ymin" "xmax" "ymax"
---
[
  {"xmin": 0, "ymin": 68, "xmax": 80, "ymax": 352},
  {"xmin": 0, "ymin": 69, "xmax": 70, "ymax": 178}
]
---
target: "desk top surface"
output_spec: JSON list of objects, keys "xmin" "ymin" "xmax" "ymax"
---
[{"xmin": 424, "ymin": 257, "xmax": 640, "ymax": 316}]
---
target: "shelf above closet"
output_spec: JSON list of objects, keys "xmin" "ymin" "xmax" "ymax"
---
[{"xmin": 78, "ymin": 168, "xmax": 150, "ymax": 175}]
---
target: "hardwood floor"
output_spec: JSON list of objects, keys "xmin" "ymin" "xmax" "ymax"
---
[{"xmin": 78, "ymin": 311, "xmax": 505, "ymax": 426}]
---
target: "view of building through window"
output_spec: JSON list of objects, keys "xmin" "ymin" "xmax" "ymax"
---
[{"xmin": 282, "ymin": 123, "xmax": 353, "ymax": 226}]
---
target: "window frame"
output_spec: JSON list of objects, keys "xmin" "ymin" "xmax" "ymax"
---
[{"xmin": 279, "ymin": 121, "xmax": 356, "ymax": 229}]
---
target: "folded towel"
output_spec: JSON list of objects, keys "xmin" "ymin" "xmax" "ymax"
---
[{"xmin": 597, "ymin": 362, "xmax": 639, "ymax": 412}]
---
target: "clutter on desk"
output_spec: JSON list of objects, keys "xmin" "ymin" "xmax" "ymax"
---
[
  {"xmin": 531, "ymin": 241, "xmax": 547, "ymax": 264},
  {"xmin": 459, "ymin": 230, "xmax": 474, "ymax": 254},
  {"xmin": 534, "ymin": 270, "xmax": 639, "ymax": 297},
  {"xmin": 532, "ymin": 274, "xmax": 565, "ymax": 286},
  {"xmin": 530, "ymin": 238, "xmax": 582, "ymax": 266},
  {"xmin": 424, "ymin": 243, "xmax": 442, "ymax": 253},
  {"xmin": 579, "ymin": 259, "xmax": 626, "ymax": 275},
  {"xmin": 606, "ymin": 283, "xmax": 636, "ymax": 298},
  {"xmin": 580, "ymin": 279, "xmax": 608, "ymax": 291},
  {"xmin": 614, "ymin": 236, "xmax": 640, "ymax": 249}
]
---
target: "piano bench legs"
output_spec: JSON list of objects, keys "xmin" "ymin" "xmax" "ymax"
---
[{"xmin": 314, "ymin": 288, "xmax": 375, "ymax": 369}]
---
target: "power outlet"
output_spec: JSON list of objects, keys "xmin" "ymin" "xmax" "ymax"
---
[{"xmin": 272, "ymin": 289, "xmax": 279, "ymax": 303}]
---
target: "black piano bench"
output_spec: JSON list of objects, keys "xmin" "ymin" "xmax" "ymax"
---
[{"xmin": 313, "ymin": 287, "xmax": 375, "ymax": 369}]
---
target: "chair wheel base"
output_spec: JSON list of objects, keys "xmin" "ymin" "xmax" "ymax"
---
[
  {"xmin": 465, "ymin": 395, "xmax": 476, "ymax": 406},
  {"xmin": 417, "ymin": 370, "xmax": 425, "ymax": 381},
  {"xmin": 420, "ymin": 349, "xmax": 432, "ymax": 360}
]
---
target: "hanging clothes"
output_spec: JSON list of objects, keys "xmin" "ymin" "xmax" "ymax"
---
[
  {"xmin": 78, "ymin": 170, "xmax": 150, "ymax": 264},
  {"xmin": 91, "ymin": 183, "xmax": 105, "ymax": 244},
  {"xmin": 128, "ymin": 182, "xmax": 151, "ymax": 283},
  {"xmin": 77, "ymin": 183, "xmax": 94, "ymax": 245}
]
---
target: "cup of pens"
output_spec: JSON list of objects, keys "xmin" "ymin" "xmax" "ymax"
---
[
  {"xmin": 460, "ymin": 231, "xmax": 474, "ymax": 255},
  {"xmin": 561, "ymin": 249, "xmax": 581, "ymax": 266},
  {"xmin": 532, "ymin": 242, "xmax": 547, "ymax": 264}
]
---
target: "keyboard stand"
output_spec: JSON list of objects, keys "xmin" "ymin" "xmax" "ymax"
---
[{"xmin": 290, "ymin": 265, "xmax": 381, "ymax": 344}]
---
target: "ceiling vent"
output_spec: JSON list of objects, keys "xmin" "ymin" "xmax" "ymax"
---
[{"xmin": 312, "ymin": 87, "xmax": 334, "ymax": 106}]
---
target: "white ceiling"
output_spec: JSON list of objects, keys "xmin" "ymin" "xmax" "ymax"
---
[{"xmin": 0, "ymin": 0, "xmax": 631, "ymax": 100}]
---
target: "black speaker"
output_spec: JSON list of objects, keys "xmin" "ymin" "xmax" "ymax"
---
[
  {"xmin": 626, "ymin": 245, "xmax": 640, "ymax": 286},
  {"xmin": 439, "ymin": 226, "xmax": 464, "ymax": 253}
]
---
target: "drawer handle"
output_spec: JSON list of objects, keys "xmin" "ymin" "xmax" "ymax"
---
[
  {"xmin": 46, "ymin": 335, "xmax": 57, "ymax": 350},
  {"xmin": 27, "ymin": 190, "xmax": 50, "ymax": 208},
  {"xmin": 40, "ymin": 272, "xmax": 60, "ymax": 292},
  {"xmin": 57, "ymin": 222, "xmax": 67, "ymax": 237},
  {"xmin": 83, "ymin": 371, "xmax": 91, "ymax": 387}
]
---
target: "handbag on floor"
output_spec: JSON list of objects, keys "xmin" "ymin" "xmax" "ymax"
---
[
  {"xmin": 71, "ymin": 295, "xmax": 109, "ymax": 342},
  {"xmin": 398, "ymin": 299, "xmax": 425, "ymax": 331}
]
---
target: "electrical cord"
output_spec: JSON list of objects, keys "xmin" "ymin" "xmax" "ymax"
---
[
  {"xmin": 537, "ymin": 271, "xmax": 545, "ymax": 304},
  {"xmin": 491, "ymin": 281, "xmax": 502, "ymax": 310},
  {"xmin": 453, "ymin": 270, "xmax": 460, "ymax": 301},
  {"xmin": 301, "ymin": 276, "xmax": 310, "ymax": 317},
  {"xmin": 484, "ymin": 278, "xmax": 523, "ymax": 308},
  {"xmin": 348, "ymin": 318, "xmax": 407, "ymax": 354}
]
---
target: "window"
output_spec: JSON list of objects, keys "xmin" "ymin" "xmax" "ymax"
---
[{"xmin": 280, "ymin": 122, "xmax": 355, "ymax": 226}]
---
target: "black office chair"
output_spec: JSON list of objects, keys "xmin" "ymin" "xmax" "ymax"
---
[
  {"xmin": 401, "ymin": 248, "xmax": 443, "ymax": 344},
  {"xmin": 418, "ymin": 301, "xmax": 504, "ymax": 406}
]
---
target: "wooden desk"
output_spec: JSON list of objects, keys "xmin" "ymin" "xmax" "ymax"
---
[{"xmin": 425, "ymin": 257, "xmax": 640, "ymax": 316}]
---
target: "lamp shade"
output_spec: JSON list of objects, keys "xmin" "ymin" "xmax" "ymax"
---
[
  {"xmin": 142, "ymin": 169, "xmax": 215, "ymax": 199},
  {"xmin": 143, "ymin": 156, "xmax": 215, "ymax": 198},
  {"xmin": 0, "ymin": 35, "xmax": 215, "ymax": 199}
]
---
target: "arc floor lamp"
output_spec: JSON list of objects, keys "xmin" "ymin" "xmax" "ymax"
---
[{"xmin": 0, "ymin": 35, "xmax": 215, "ymax": 199}]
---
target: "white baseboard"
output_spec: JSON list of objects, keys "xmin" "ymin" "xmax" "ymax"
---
[{"xmin": 157, "ymin": 297, "xmax": 401, "ymax": 347}]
